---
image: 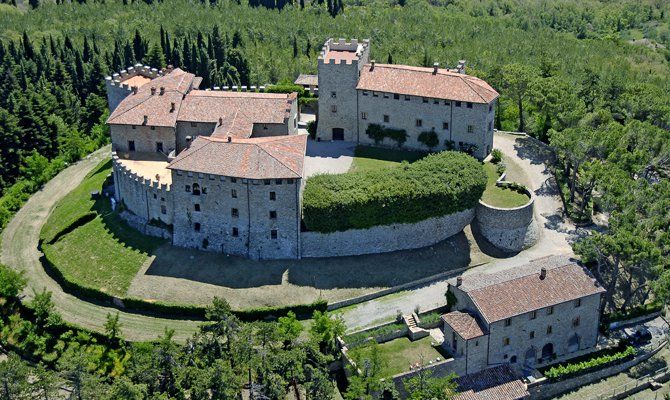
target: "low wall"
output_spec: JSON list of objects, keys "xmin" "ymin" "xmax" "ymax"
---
[
  {"xmin": 475, "ymin": 186, "xmax": 538, "ymax": 253},
  {"xmin": 301, "ymin": 208, "xmax": 475, "ymax": 258}
]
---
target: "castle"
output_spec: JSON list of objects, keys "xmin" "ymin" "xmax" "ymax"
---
[{"xmin": 105, "ymin": 38, "xmax": 500, "ymax": 259}]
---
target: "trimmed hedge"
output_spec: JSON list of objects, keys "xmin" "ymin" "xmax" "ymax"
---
[
  {"xmin": 543, "ymin": 346, "xmax": 636, "ymax": 381},
  {"xmin": 365, "ymin": 123, "xmax": 408, "ymax": 147},
  {"xmin": 303, "ymin": 151, "xmax": 486, "ymax": 232}
]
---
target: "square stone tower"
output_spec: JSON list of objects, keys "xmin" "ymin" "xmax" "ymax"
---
[{"xmin": 316, "ymin": 38, "xmax": 370, "ymax": 141}]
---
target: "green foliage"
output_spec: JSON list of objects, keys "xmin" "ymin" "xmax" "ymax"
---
[
  {"xmin": 265, "ymin": 83, "xmax": 305, "ymax": 97},
  {"xmin": 307, "ymin": 119, "xmax": 317, "ymax": 140},
  {"xmin": 418, "ymin": 129, "xmax": 439, "ymax": 149},
  {"xmin": 601, "ymin": 303, "xmax": 663, "ymax": 325},
  {"xmin": 490, "ymin": 148, "xmax": 503, "ymax": 164},
  {"xmin": 403, "ymin": 367, "xmax": 458, "ymax": 399},
  {"xmin": 445, "ymin": 290, "xmax": 457, "ymax": 312},
  {"xmin": 0, "ymin": 263, "xmax": 25, "ymax": 300},
  {"xmin": 343, "ymin": 322, "xmax": 406, "ymax": 345},
  {"xmin": 303, "ymin": 151, "xmax": 486, "ymax": 232},
  {"xmin": 543, "ymin": 346, "xmax": 636, "ymax": 381},
  {"xmin": 310, "ymin": 310, "xmax": 345, "ymax": 354},
  {"xmin": 365, "ymin": 123, "xmax": 408, "ymax": 147}
]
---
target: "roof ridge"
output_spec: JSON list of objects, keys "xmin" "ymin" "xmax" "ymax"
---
[
  {"xmin": 108, "ymin": 94, "xmax": 154, "ymax": 123},
  {"xmin": 459, "ymin": 75, "xmax": 488, "ymax": 103},
  {"xmin": 468, "ymin": 262, "xmax": 575, "ymax": 295},
  {"xmin": 169, "ymin": 138, "xmax": 213, "ymax": 166},
  {"xmin": 255, "ymin": 138, "xmax": 301, "ymax": 177}
]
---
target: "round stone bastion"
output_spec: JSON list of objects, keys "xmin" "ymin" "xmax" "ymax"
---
[{"xmin": 474, "ymin": 187, "xmax": 539, "ymax": 253}]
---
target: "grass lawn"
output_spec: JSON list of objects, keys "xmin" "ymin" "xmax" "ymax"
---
[
  {"xmin": 482, "ymin": 163, "xmax": 530, "ymax": 208},
  {"xmin": 40, "ymin": 158, "xmax": 165, "ymax": 297},
  {"xmin": 349, "ymin": 146, "xmax": 426, "ymax": 172},
  {"xmin": 348, "ymin": 336, "xmax": 445, "ymax": 378}
]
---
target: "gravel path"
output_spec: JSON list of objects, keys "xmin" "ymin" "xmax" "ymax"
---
[{"xmin": 0, "ymin": 146, "xmax": 201, "ymax": 342}]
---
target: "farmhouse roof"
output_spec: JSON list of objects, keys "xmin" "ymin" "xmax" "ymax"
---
[
  {"xmin": 107, "ymin": 68, "xmax": 197, "ymax": 127},
  {"xmin": 177, "ymin": 90, "xmax": 296, "ymax": 139},
  {"xmin": 454, "ymin": 365, "xmax": 529, "ymax": 400},
  {"xmin": 294, "ymin": 74, "xmax": 318, "ymax": 87},
  {"xmin": 454, "ymin": 255, "xmax": 605, "ymax": 324},
  {"xmin": 167, "ymin": 134, "xmax": 307, "ymax": 179},
  {"xmin": 441, "ymin": 311, "xmax": 486, "ymax": 340},
  {"xmin": 356, "ymin": 64, "xmax": 499, "ymax": 104}
]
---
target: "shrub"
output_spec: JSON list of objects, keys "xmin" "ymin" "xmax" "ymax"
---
[
  {"xmin": 602, "ymin": 303, "xmax": 663, "ymax": 325},
  {"xmin": 265, "ymin": 83, "xmax": 305, "ymax": 97},
  {"xmin": 543, "ymin": 346, "xmax": 636, "ymax": 381},
  {"xmin": 365, "ymin": 124, "xmax": 408, "ymax": 147},
  {"xmin": 307, "ymin": 120, "xmax": 317, "ymax": 140},
  {"xmin": 418, "ymin": 130, "xmax": 439, "ymax": 149},
  {"xmin": 490, "ymin": 148, "xmax": 503, "ymax": 164},
  {"xmin": 303, "ymin": 151, "xmax": 486, "ymax": 232}
]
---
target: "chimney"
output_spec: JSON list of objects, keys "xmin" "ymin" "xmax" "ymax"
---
[
  {"xmin": 142, "ymin": 115, "xmax": 148, "ymax": 125},
  {"xmin": 185, "ymin": 135, "xmax": 192, "ymax": 145},
  {"xmin": 227, "ymin": 136, "xmax": 232, "ymax": 143},
  {"xmin": 219, "ymin": 117, "xmax": 223, "ymax": 126},
  {"xmin": 370, "ymin": 60, "xmax": 375, "ymax": 71},
  {"xmin": 458, "ymin": 60, "xmax": 466, "ymax": 74},
  {"xmin": 159, "ymin": 87, "xmax": 165, "ymax": 95},
  {"xmin": 433, "ymin": 62, "xmax": 439, "ymax": 74},
  {"xmin": 540, "ymin": 267, "xmax": 547, "ymax": 280},
  {"xmin": 456, "ymin": 276, "xmax": 463, "ymax": 287},
  {"xmin": 132, "ymin": 86, "xmax": 138, "ymax": 94},
  {"xmin": 170, "ymin": 102, "xmax": 175, "ymax": 113},
  {"xmin": 150, "ymin": 87, "xmax": 156, "ymax": 95}
]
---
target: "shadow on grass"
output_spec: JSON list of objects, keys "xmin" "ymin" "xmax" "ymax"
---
[{"xmin": 143, "ymin": 231, "xmax": 473, "ymax": 290}]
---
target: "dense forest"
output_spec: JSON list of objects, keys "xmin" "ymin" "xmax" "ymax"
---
[{"xmin": 0, "ymin": 0, "xmax": 668, "ymax": 398}]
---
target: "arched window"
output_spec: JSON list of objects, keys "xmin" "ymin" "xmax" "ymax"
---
[{"xmin": 192, "ymin": 183, "xmax": 201, "ymax": 196}]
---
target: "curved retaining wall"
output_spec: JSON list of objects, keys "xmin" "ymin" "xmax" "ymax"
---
[
  {"xmin": 300, "ymin": 208, "xmax": 475, "ymax": 258},
  {"xmin": 475, "ymin": 186, "xmax": 538, "ymax": 252}
]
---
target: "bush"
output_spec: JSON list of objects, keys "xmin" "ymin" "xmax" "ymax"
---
[
  {"xmin": 365, "ymin": 124, "xmax": 408, "ymax": 147},
  {"xmin": 543, "ymin": 346, "xmax": 636, "ymax": 381},
  {"xmin": 490, "ymin": 148, "xmax": 503, "ymax": 164},
  {"xmin": 418, "ymin": 130, "xmax": 439, "ymax": 149},
  {"xmin": 602, "ymin": 303, "xmax": 663, "ymax": 325},
  {"xmin": 265, "ymin": 83, "xmax": 305, "ymax": 97},
  {"xmin": 303, "ymin": 151, "xmax": 486, "ymax": 232},
  {"xmin": 307, "ymin": 120, "xmax": 317, "ymax": 140}
]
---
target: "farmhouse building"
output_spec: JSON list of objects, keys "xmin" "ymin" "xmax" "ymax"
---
[
  {"xmin": 106, "ymin": 65, "xmax": 304, "ymax": 259},
  {"xmin": 317, "ymin": 38, "xmax": 499, "ymax": 160},
  {"xmin": 442, "ymin": 255, "xmax": 605, "ymax": 375}
]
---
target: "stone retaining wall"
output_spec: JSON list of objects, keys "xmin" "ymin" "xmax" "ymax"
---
[
  {"xmin": 474, "ymin": 186, "xmax": 538, "ymax": 252},
  {"xmin": 301, "ymin": 208, "xmax": 475, "ymax": 258},
  {"xmin": 119, "ymin": 211, "xmax": 172, "ymax": 240}
]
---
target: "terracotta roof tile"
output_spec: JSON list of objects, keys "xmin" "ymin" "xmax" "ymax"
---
[
  {"xmin": 442, "ymin": 311, "xmax": 486, "ymax": 340},
  {"xmin": 356, "ymin": 64, "xmax": 499, "ymax": 104},
  {"xmin": 455, "ymin": 365, "xmax": 529, "ymax": 400},
  {"xmin": 457, "ymin": 255, "xmax": 605, "ymax": 324},
  {"xmin": 167, "ymin": 134, "xmax": 307, "ymax": 179},
  {"xmin": 294, "ymin": 74, "xmax": 318, "ymax": 86}
]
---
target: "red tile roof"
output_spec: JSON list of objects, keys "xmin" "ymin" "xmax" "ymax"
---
[
  {"xmin": 459, "ymin": 256, "xmax": 605, "ymax": 324},
  {"xmin": 324, "ymin": 50, "xmax": 359, "ymax": 63},
  {"xmin": 356, "ymin": 64, "xmax": 499, "ymax": 104},
  {"xmin": 107, "ymin": 68, "xmax": 197, "ymax": 127},
  {"xmin": 167, "ymin": 134, "xmax": 307, "ymax": 179},
  {"xmin": 178, "ymin": 90, "xmax": 296, "ymax": 139},
  {"xmin": 455, "ymin": 365, "xmax": 529, "ymax": 400},
  {"xmin": 294, "ymin": 74, "xmax": 318, "ymax": 87},
  {"xmin": 441, "ymin": 311, "xmax": 486, "ymax": 340}
]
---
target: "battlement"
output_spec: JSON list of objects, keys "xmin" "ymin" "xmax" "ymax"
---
[
  {"xmin": 104, "ymin": 64, "xmax": 170, "ymax": 93},
  {"xmin": 112, "ymin": 152, "xmax": 172, "ymax": 192},
  {"xmin": 318, "ymin": 38, "xmax": 371, "ymax": 66}
]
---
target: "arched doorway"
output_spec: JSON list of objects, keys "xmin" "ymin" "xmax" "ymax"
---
[
  {"xmin": 524, "ymin": 347, "xmax": 537, "ymax": 366},
  {"xmin": 568, "ymin": 334, "xmax": 580, "ymax": 353},
  {"xmin": 541, "ymin": 343, "xmax": 554, "ymax": 360}
]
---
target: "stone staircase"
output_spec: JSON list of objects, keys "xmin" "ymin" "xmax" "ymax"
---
[{"xmin": 403, "ymin": 313, "xmax": 430, "ymax": 341}]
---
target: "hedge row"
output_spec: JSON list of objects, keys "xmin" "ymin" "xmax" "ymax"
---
[
  {"xmin": 343, "ymin": 321, "xmax": 406, "ymax": 346},
  {"xmin": 303, "ymin": 151, "xmax": 486, "ymax": 232},
  {"xmin": 602, "ymin": 303, "xmax": 663, "ymax": 324},
  {"xmin": 41, "ymin": 250, "xmax": 327, "ymax": 321},
  {"xmin": 44, "ymin": 212, "xmax": 98, "ymax": 245},
  {"xmin": 543, "ymin": 346, "xmax": 636, "ymax": 381}
]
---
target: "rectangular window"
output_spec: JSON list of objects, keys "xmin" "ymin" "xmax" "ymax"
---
[
  {"xmin": 383, "ymin": 93, "xmax": 389, "ymax": 99},
  {"xmin": 153, "ymin": 193, "xmax": 157, "ymax": 199},
  {"xmin": 275, "ymin": 179, "xmax": 282, "ymax": 185},
  {"xmin": 185, "ymin": 185, "xmax": 191, "ymax": 193},
  {"xmin": 362, "ymin": 90, "xmax": 369, "ymax": 96},
  {"xmin": 331, "ymin": 91, "xmax": 336, "ymax": 98},
  {"xmin": 209, "ymin": 175, "xmax": 215, "ymax": 180},
  {"xmin": 415, "ymin": 119, "xmax": 423, "ymax": 127},
  {"xmin": 231, "ymin": 177, "xmax": 237, "ymax": 183},
  {"xmin": 443, "ymin": 122, "xmax": 449, "ymax": 130},
  {"xmin": 150, "ymin": 126, "xmax": 156, "ymax": 131},
  {"xmin": 232, "ymin": 227, "xmax": 238, "ymax": 237},
  {"xmin": 422, "ymin": 97, "xmax": 429, "ymax": 103},
  {"xmin": 455, "ymin": 101, "xmax": 462, "ymax": 107},
  {"xmin": 231, "ymin": 189, "xmax": 237, "ymax": 198},
  {"xmin": 504, "ymin": 318, "xmax": 512, "ymax": 327},
  {"xmin": 269, "ymin": 211, "xmax": 277, "ymax": 219},
  {"xmin": 361, "ymin": 112, "xmax": 368, "ymax": 120},
  {"xmin": 270, "ymin": 192, "xmax": 276, "ymax": 201},
  {"xmin": 194, "ymin": 222, "xmax": 201, "ymax": 232},
  {"xmin": 194, "ymin": 204, "xmax": 200, "ymax": 212},
  {"xmin": 128, "ymin": 140, "xmax": 135, "ymax": 152},
  {"xmin": 190, "ymin": 122, "xmax": 197, "ymax": 127},
  {"xmin": 529, "ymin": 331, "xmax": 535, "ymax": 339},
  {"xmin": 444, "ymin": 100, "xmax": 451, "ymax": 106},
  {"xmin": 573, "ymin": 317, "xmax": 580, "ymax": 327},
  {"xmin": 467, "ymin": 125, "xmax": 474, "ymax": 133},
  {"xmin": 131, "ymin": 125, "xmax": 136, "ymax": 130},
  {"xmin": 161, "ymin": 205, "xmax": 167, "ymax": 215},
  {"xmin": 575, "ymin": 299, "xmax": 581, "ymax": 308},
  {"xmin": 547, "ymin": 325, "xmax": 553, "ymax": 334},
  {"xmin": 271, "ymin": 229, "xmax": 278, "ymax": 239},
  {"xmin": 433, "ymin": 99, "xmax": 439, "ymax": 104},
  {"xmin": 530, "ymin": 311, "xmax": 536, "ymax": 320},
  {"xmin": 264, "ymin": 179, "xmax": 271, "ymax": 185},
  {"xmin": 156, "ymin": 142, "xmax": 163, "ymax": 153},
  {"xmin": 489, "ymin": 104, "xmax": 493, "ymax": 112},
  {"xmin": 547, "ymin": 306, "xmax": 554, "ymax": 315},
  {"xmin": 383, "ymin": 115, "xmax": 390, "ymax": 123},
  {"xmin": 331, "ymin": 105, "xmax": 337, "ymax": 113},
  {"xmin": 372, "ymin": 92, "xmax": 379, "ymax": 97},
  {"xmin": 466, "ymin": 102, "xmax": 473, "ymax": 108},
  {"xmin": 405, "ymin": 95, "xmax": 410, "ymax": 101},
  {"xmin": 231, "ymin": 208, "xmax": 239, "ymax": 218},
  {"xmin": 286, "ymin": 179, "xmax": 294, "ymax": 184},
  {"xmin": 393, "ymin": 93, "xmax": 400, "ymax": 100},
  {"xmin": 503, "ymin": 337, "xmax": 510, "ymax": 346}
]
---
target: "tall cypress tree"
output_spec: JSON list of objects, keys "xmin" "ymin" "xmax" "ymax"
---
[{"xmin": 133, "ymin": 30, "xmax": 146, "ymax": 62}]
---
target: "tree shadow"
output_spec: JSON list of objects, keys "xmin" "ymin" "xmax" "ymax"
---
[{"xmin": 512, "ymin": 136, "xmax": 555, "ymax": 172}]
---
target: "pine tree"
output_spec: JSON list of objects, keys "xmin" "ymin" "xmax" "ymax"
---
[
  {"xmin": 28, "ymin": 0, "xmax": 39, "ymax": 8},
  {"xmin": 387, "ymin": 52, "xmax": 393, "ymax": 64},
  {"xmin": 123, "ymin": 41, "xmax": 135, "ymax": 67},
  {"xmin": 292, "ymin": 37, "xmax": 298, "ymax": 58},
  {"xmin": 300, "ymin": 0, "xmax": 304, "ymax": 9},
  {"xmin": 22, "ymin": 32, "xmax": 34, "ymax": 60},
  {"xmin": 146, "ymin": 44, "xmax": 165, "ymax": 68},
  {"xmin": 83, "ymin": 36, "xmax": 92, "ymax": 62},
  {"xmin": 133, "ymin": 30, "xmax": 146, "ymax": 62}
]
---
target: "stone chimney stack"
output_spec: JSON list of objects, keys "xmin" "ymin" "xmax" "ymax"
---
[
  {"xmin": 540, "ymin": 267, "xmax": 547, "ymax": 280},
  {"xmin": 433, "ymin": 62, "xmax": 439, "ymax": 74},
  {"xmin": 132, "ymin": 86, "xmax": 138, "ymax": 95},
  {"xmin": 227, "ymin": 136, "xmax": 232, "ymax": 143},
  {"xmin": 456, "ymin": 277, "xmax": 463, "ymax": 287},
  {"xmin": 150, "ymin": 87, "xmax": 156, "ymax": 95},
  {"xmin": 219, "ymin": 117, "xmax": 223, "ymax": 126},
  {"xmin": 185, "ymin": 136, "xmax": 192, "ymax": 148},
  {"xmin": 370, "ymin": 60, "xmax": 375, "ymax": 71},
  {"xmin": 159, "ymin": 87, "xmax": 165, "ymax": 95},
  {"xmin": 142, "ymin": 115, "xmax": 148, "ymax": 125},
  {"xmin": 457, "ymin": 60, "xmax": 466, "ymax": 74},
  {"xmin": 170, "ymin": 102, "xmax": 175, "ymax": 113}
]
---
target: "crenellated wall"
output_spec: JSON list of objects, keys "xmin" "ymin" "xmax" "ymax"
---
[
  {"xmin": 112, "ymin": 152, "xmax": 173, "ymax": 226},
  {"xmin": 105, "ymin": 64, "xmax": 165, "ymax": 112}
]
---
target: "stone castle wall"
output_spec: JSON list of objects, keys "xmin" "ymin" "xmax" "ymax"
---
[
  {"xmin": 300, "ymin": 208, "xmax": 475, "ymax": 258},
  {"xmin": 105, "ymin": 64, "xmax": 164, "ymax": 112},
  {"xmin": 475, "ymin": 186, "xmax": 538, "ymax": 253},
  {"xmin": 112, "ymin": 153, "xmax": 173, "ymax": 225}
]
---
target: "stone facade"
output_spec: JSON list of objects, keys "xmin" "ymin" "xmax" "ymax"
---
[
  {"xmin": 111, "ymin": 125, "xmax": 176, "ymax": 154},
  {"xmin": 300, "ymin": 208, "xmax": 474, "ymax": 258},
  {"xmin": 316, "ymin": 38, "xmax": 497, "ymax": 160}
]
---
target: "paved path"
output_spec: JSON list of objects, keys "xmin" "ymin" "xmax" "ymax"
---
[
  {"xmin": 338, "ymin": 132, "xmax": 579, "ymax": 332},
  {"xmin": 303, "ymin": 139, "xmax": 355, "ymax": 178},
  {"xmin": 0, "ymin": 146, "xmax": 202, "ymax": 342}
]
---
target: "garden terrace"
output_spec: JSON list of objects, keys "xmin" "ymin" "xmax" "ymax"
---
[
  {"xmin": 303, "ymin": 151, "xmax": 486, "ymax": 232},
  {"xmin": 482, "ymin": 162, "xmax": 530, "ymax": 208}
]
